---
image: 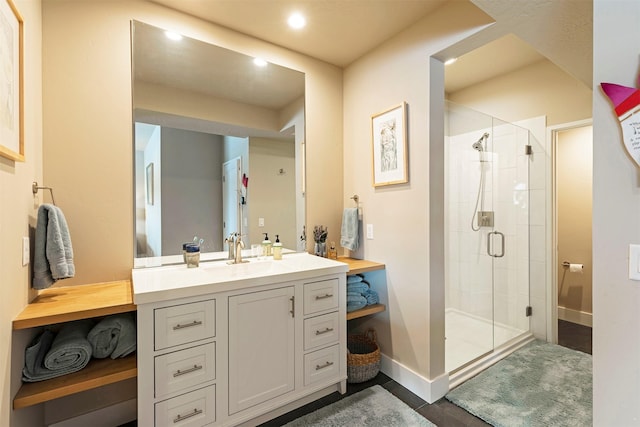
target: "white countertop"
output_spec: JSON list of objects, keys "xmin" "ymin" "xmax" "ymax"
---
[{"xmin": 132, "ymin": 252, "xmax": 349, "ymax": 305}]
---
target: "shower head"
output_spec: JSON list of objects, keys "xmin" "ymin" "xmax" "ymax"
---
[{"xmin": 471, "ymin": 133, "xmax": 490, "ymax": 151}]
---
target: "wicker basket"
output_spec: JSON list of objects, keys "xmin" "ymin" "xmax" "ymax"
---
[{"xmin": 347, "ymin": 329, "xmax": 380, "ymax": 383}]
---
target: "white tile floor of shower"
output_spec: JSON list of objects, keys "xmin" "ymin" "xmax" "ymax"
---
[{"xmin": 446, "ymin": 308, "xmax": 525, "ymax": 372}]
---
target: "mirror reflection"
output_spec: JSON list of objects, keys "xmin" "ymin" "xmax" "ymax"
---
[{"xmin": 132, "ymin": 21, "xmax": 306, "ymax": 265}]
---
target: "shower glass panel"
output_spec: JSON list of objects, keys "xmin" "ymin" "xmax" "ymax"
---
[{"xmin": 445, "ymin": 101, "xmax": 532, "ymax": 373}]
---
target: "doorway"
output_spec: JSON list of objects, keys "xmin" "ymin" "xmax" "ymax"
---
[{"xmin": 552, "ymin": 121, "xmax": 593, "ymax": 353}]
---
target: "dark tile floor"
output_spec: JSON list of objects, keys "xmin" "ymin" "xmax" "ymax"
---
[
  {"xmin": 121, "ymin": 321, "xmax": 592, "ymax": 427},
  {"xmin": 261, "ymin": 321, "xmax": 593, "ymax": 427}
]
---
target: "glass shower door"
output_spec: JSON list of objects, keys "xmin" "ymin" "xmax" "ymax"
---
[{"xmin": 445, "ymin": 102, "xmax": 532, "ymax": 373}]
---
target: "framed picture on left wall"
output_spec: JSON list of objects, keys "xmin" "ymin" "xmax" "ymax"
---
[{"xmin": 0, "ymin": 0, "xmax": 24, "ymax": 162}]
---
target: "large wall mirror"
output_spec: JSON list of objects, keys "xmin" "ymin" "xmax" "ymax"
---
[{"xmin": 132, "ymin": 20, "xmax": 306, "ymax": 265}]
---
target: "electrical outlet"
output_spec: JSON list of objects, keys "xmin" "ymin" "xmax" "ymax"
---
[
  {"xmin": 258, "ymin": 217, "xmax": 265, "ymax": 227},
  {"xmin": 366, "ymin": 224, "xmax": 374, "ymax": 239},
  {"xmin": 22, "ymin": 236, "xmax": 30, "ymax": 266}
]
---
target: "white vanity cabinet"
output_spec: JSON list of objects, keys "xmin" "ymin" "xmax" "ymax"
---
[
  {"xmin": 228, "ymin": 286, "xmax": 295, "ymax": 414},
  {"xmin": 133, "ymin": 254, "xmax": 348, "ymax": 427}
]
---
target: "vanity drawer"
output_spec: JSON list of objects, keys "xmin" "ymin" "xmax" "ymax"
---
[
  {"xmin": 303, "ymin": 278, "xmax": 339, "ymax": 315},
  {"xmin": 155, "ymin": 343, "xmax": 216, "ymax": 399},
  {"xmin": 304, "ymin": 312, "xmax": 340, "ymax": 351},
  {"xmin": 155, "ymin": 385, "xmax": 215, "ymax": 427},
  {"xmin": 304, "ymin": 344, "xmax": 341, "ymax": 386},
  {"xmin": 154, "ymin": 300, "xmax": 215, "ymax": 350}
]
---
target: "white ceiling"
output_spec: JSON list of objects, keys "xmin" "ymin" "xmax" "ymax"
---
[{"xmin": 150, "ymin": 0, "xmax": 593, "ymax": 91}]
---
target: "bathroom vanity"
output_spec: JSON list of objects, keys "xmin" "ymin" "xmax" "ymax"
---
[{"xmin": 132, "ymin": 253, "xmax": 348, "ymax": 426}]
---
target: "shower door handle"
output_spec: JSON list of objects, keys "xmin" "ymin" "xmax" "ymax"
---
[{"xmin": 487, "ymin": 231, "xmax": 505, "ymax": 258}]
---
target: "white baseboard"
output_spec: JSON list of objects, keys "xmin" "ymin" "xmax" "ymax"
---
[
  {"xmin": 379, "ymin": 352, "xmax": 449, "ymax": 404},
  {"xmin": 558, "ymin": 306, "xmax": 592, "ymax": 327}
]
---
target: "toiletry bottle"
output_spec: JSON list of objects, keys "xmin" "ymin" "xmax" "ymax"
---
[
  {"xmin": 262, "ymin": 233, "xmax": 272, "ymax": 256},
  {"xmin": 273, "ymin": 235, "xmax": 283, "ymax": 260},
  {"xmin": 328, "ymin": 241, "xmax": 338, "ymax": 260}
]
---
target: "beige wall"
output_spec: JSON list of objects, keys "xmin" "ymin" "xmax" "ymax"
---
[
  {"xmin": 2, "ymin": 1, "xmax": 44, "ymax": 425},
  {"xmin": 41, "ymin": 0, "xmax": 343, "ymax": 286},
  {"xmin": 557, "ymin": 125, "xmax": 593, "ymax": 318},
  {"xmin": 448, "ymin": 59, "xmax": 593, "ymax": 126},
  {"xmin": 593, "ymin": 0, "xmax": 640, "ymax": 423},
  {"xmin": 343, "ymin": 1, "xmax": 494, "ymax": 383}
]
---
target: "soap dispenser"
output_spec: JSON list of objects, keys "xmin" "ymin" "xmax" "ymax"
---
[
  {"xmin": 273, "ymin": 235, "xmax": 283, "ymax": 260},
  {"xmin": 262, "ymin": 233, "xmax": 272, "ymax": 257}
]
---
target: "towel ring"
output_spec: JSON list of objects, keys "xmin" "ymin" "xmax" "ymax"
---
[
  {"xmin": 350, "ymin": 194, "xmax": 363, "ymax": 219},
  {"xmin": 32, "ymin": 181, "xmax": 56, "ymax": 205}
]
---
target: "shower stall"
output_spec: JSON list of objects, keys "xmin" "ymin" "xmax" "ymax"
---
[{"xmin": 445, "ymin": 101, "xmax": 546, "ymax": 377}]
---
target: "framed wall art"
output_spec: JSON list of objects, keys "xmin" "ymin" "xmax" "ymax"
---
[
  {"xmin": 371, "ymin": 102, "xmax": 407, "ymax": 187},
  {"xmin": 0, "ymin": 0, "xmax": 24, "ymax": 162}
]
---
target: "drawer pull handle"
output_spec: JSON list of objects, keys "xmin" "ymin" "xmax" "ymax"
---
[
  {"xmin": 315, "ymin": 327, "xmax": 334, "ymax": 335},
  {"xmin": 173, "ymin": 364, "xmax": 203, "ymax": 377},
  {"xmin": 316, "ymin": 361, "xmax": 334, "ymax": 370},
  {"xmin": 315, "ymin": 293, "xmax": 333, "ymax": 300},
  {"xmin": 173, "ymin": 408, "xmax": 202, "ymax": 423},
  {"xmin": 173, "ymin": 320, "xmax": 202, "ymax": 330}
]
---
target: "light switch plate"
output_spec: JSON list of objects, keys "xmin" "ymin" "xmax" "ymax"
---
[
  {"xmin": 629, "ymin": 244, "xmax": 640, "ymax": 280},
  {"xmin": 366, "ymin": 224, "xmax": 374, "ymax": 239},
  {"xmin": 22, "ymin": 236, "xmax": 29, "ymax": 266},
  {"xmin": 258, "ymin": 217, "xmax": 265, "ymax": 227}
]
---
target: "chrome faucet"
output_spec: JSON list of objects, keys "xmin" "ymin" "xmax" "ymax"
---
[
  {"xmin": 226, "ymin": 232, "xmax": 247, "ymax": 264},
  {"xmin": 225, "ymin": 233, "xmax": 236, "ymax": 261},
  {"xmin": 234, "ymin": 235, "xmax": 245, "ymax": 264}
]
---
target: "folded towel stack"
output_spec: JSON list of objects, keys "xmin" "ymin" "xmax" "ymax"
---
[
  {"xmin": 22, "ymin": 314, "xmax": 137, "ymax": 383},
  {"xmin": 23, "ymin": 319, "xmax": 93, "ymax": 382},
  {"xmin": 88, "ymin": 313, "xmax": 137, "ymax": 359},
  {"xmin": 346, "ymin": 274, "xmax": 380, "ymax": 312}
]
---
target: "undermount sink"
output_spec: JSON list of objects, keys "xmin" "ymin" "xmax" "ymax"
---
[
  {"xmin": 201, "ymin": 258, "xmax": 294, "ymax": 276},
  {"xmin": 132, "ymin": 252, "xmax": 349, "ymax": 304}
]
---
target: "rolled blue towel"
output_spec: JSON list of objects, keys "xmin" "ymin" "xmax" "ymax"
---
[
  {"xmin": 347, "ymin": 275, "xmax": 363, "ymax": 285},
  {"xmin": 22, "ymin": 329, "xmax": 56, "ymax": 382},
  {"xmin": 347, "ymin": 292, "xmax": 367, "ymax": 312},
  {"xmin": 363, "ymin": 289, "xmax": 379, "ymax": 305},
  {"xmin": 22, "ymin": 320, "xmax": 93, "ymax": 382},
  {"xmin": 44, "ymin": 319, "xmax": 93, "ymax": 372},
  {"xmin": 88, "ymin": 313, "xmax": 137, "ymax": 359},
  {"xmin": 347, "ymin": 282, "xmax": 369, "ymax": 294}
]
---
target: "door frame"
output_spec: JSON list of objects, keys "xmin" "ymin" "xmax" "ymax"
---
[{"xmin": 547, "ymin": 118, "xmax": 593, "ymax": 344}]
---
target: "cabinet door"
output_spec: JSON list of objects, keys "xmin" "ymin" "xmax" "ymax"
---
[{"xmin": 228, "ymin": 287, "xmax": 295, "ymax": 414}]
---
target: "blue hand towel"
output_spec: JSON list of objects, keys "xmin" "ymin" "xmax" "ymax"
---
[
  {"xmin": 347, "ymin": 282, "xmax": 369, "ymax": 294},
  {"xmin": 363, "ymin": 289, "xmax": 379, "ymax": 305},
  {"xmin": 88, "ymin": 313, "xmax": 137, "ymax": 359},
  {"xmin": 340, "ymin": 208, "xmax": 359, "ymax": 251},
  {"xmin": 347, "ymin": 275, "xmax": 363, "ymax": 285},
  {"xmin": 33, "ymin": 204, "xmax": 75, "ymax": 290},
  {"xmin": 347, "ymin": 292, "xmax": 367, "ymax": 312}
]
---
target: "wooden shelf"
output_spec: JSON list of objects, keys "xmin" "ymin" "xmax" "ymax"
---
[
  {"xmin": 346, "ymin": 303, "xmax": 386, "ymax": 321},
  {"xmin": 13, "ymin": 355, "xmax": 137, "ymax": 409},
  {"xmin": 338, "ymin": 257, "xmax": 385, "ymax": 275},
  {"xmin": 340, "ymin": 258, "xmax": 386, "ymax": 320},
  {"xmin": 13, "ymin": 280, "xmax": 137, "ymax": 409},
  {"xmin": 13, "ymin": 280, "xmax": 135, "ymax": 330}
]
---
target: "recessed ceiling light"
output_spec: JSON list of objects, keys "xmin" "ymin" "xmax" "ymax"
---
[
  {"xmin": 164, "ymin": 31, "xmax": 182, "ymax": 41},
  {"xmin": 444, "ymin": 57, "xmax": 458, "ymax": 65},
  {"xmin": 253, "ymin": 58, "xmax": 268, "ymax": 67},
  {"xmin": 288, "ymin": 12, "xmax": 306, "ymax": 29}
]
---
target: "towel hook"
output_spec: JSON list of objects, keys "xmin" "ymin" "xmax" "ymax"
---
[
  {"xmin": 32, "ymin": 181, "xmax": 56, "ymax": 205},
  {"xmin": 350, "ymin": 195, "xmax": 363, "ymax": 220}
]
